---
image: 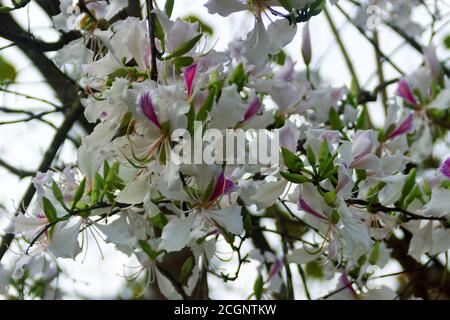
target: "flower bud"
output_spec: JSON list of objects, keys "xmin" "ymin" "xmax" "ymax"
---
[{"xmin": 302, "ymin": 22, "xmax": 312, "ymax": 66}]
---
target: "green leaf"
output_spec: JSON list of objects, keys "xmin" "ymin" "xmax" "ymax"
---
[
  {"xmin": 0, "ymin": 56, "xmax": 17, "ymax": 83},
  {"xmin": 444, "ymin": 34, "xmax": 450, "ymax": 49},
  {"xmin": 164, "ymin": 0, "xmax": 174, "ymax": 18},
  {"xmin": 179, "ymin": 256, "xmax": 194, "ymax": 283},
  {"xmin": 280, "ymin": 171, "xmax": 309, "ymax": 184},
  {"xmin": 71, "ymin": 178, "xmax": 86, "ymax": 210},
  {"xmin": 151, "ymin": 213, "xmax": 168, "ymax": 230},
  {"xmin": 306, "ymin": 145, "xmax": 316, "ymax": 167},
  {"xmin": 51, "ymin": 180, "xmax": 64, "ymax": 206},
  {"xmin": 279, "ymin": 0, "xmax": 293, "ymax": 11},
  {"xmin": 42, "ymin": 197, "xmax": 57, "ymax": 223},
  {"xmin": 329, "ymin": 108, "xmax": 344, "ymax": 130},
  {"xmin": 355, "ymin": 109, "xmax": 366, "ymax": 130},
  {"xmin": 196, "ymin": 88, "xmax": 215, "ymax": 121},
  {"xmin": 228, "ymin": 62, "xmax": 247, "ymax": 92},
  {"xmin": 281, "ymin": 147, "xmax": 303, "ymax": 172},
  {"xmin": 165, "ymin": 34, "xmax": 202, "ymax": 60},
  {"xmin": 369, "ymin": 242, "xmax": 380, "ymax": 265},
  {"xmin": 309, "ymin": 0, "xmax": 326, "ymax": 16},
  {"xmin": 399, "ymin": 168, "xmax": 416, "ymax": 207},
  {"xmin": 253, "ymin": 273, "xmax": 264, "ymax": 300}
]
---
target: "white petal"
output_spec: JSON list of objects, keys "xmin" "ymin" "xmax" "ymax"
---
[
  {"xmin": 47, "ymin": 218, "xmax": 82, "ymax": 259},
  {"xmin": 204, "ymin": 0, "xmax": 247, "ymax": 16},
  {"xmin": 207, "ymin": 205, "xmax": 243, "ymax": 235},
  {"xmin": 424, "ymin": 189, "xmax": 450, "ymax": 217},
  {"xmin": 117, "ymin": 175, "xmax": 149, "ymax": 205},
  {"xmin": 159, "ymin": 215, "xmax": 195, "ymax": 252},
  {"xmin": 250, "ymin": 179, "xmax": 288, "ymax": 210},
  {"xmin": 94, "ymin": 213, "xmax": 136, "ymax": 247},
  {"xmin": 155, "ymin": 268, "xmax": 182, "ymax": 300}
]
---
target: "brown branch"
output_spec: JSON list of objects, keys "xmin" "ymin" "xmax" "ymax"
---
[
  {"xmin": 146, "ymin": 0, "xmax": 158, "ymax": 81},
  {"xmin": 0, "ymin": 158, "xmax": 34, "ymax": 179}
]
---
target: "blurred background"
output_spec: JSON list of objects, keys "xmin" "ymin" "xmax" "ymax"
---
[{"xmin": 0, "ymin": 0, "xmax": 449, "ymax": 299}]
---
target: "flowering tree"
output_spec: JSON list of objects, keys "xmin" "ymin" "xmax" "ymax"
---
[{"xmin": 0, "ymin": 0, "xmax": 449, "ymax": 300}]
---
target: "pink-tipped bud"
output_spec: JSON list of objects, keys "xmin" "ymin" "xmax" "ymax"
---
[
  {"xmin": 440, "ymin": 158, "xmax": 450, "ymax": 180},
  {"xmin": 140, "ymin": 92, "xmax": 161, "ymax": 129},
  {"xmin": 302, "ymin": 23, "xmax": 312, "ymax": 66},
  {"xmin": 387, "ymin": 114, "xmax": 414, "ymax": 140},
  {"xmin": 184, "ymin": 64, "xmax": 198, "ymax": 98},
  {"xmin": 243, "ymin": 97, "xmax": 262, "ymax": 122},
  {"xmin": 396, "ymin": 80, "xmax": 419, "ymax": 107}
]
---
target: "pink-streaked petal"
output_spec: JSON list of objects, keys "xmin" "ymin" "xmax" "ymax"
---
[
  {"xmin": 387, "ymin": 114, "xmax": 414, "ymax": 140},
  {"xmin": 224, "ymin": 178, "xmax": 237, "ymax": 195},
  {"xmin": 140, "ymin": 92, "xmax": 161, "ymax": 129},
  {"xmin": 268, "ymin": 259, "xmax": 283, "ymax": 281},
  {"xmin": 243, "ymin": 97, "xmax": 262, "ymax": 122},
  {"xmin": 184, "ymin": 64, "xmax": 198, "ymax": 98},
  {"xmin": 440, "ymin": 158, "xmax": 450, "ymax": 180},
  {"xmin": 396, "ymin": 80, "xmax": 418, "ymax": 107},
  {"xmin": 297, "ymin": 197, "xmax": 327, "ymax": 221},
  {"xmin": 209, "ymin": 172, "xmax": 225, "ymax": 202}
]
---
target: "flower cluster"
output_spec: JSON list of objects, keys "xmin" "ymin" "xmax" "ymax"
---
[{"xmin": 3, "ymin": 0, "xmax": 450, "ymax": 299}]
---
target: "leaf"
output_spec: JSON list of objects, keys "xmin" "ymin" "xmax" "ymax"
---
[
  {"xmin": 228, "ymin": 62, "xmax": 247, "ymax": 92},
  {"xmin": 309, "ymin": 0, "xmax": 326, "ymax": 16},
  {"xmin": 253, "ymin": 273, "xmax": 264, "ymax": 300},
  {"xmin": 279, "ymin": 0, "xmax": 293, "ymax": 11},
  {"xmin": 164, "ymin": 0, "xmax": 174, "ymax": 18},
  {"xmin": 306, "ymin": 145, "xmax": 316, "ymax": 167},
  {"xmin": 196, "ymin": 88, "xmax": 215, "ymax": 121},
  {"xmin": 51, "ymin": 181, "xmax": 65, "ymax": 207},
  {"xmin": 444, "ymin": 34, "xmax": 450, "ymax": 49},
  {"xmin": 280, "ymin": 171, "xmax": 309, "ymax": 184},
  {"xmin": 356, "ymin": 109, "xmax": 366, "ymax": 130},
  {"xmin": 165, "ymin": 34, "xmax": 202, "ymax": 60},
  {"xmin": 42, "ymin": 197, "xmax": 57, "ymax": 223},
  {"xmin": 399, "ymin": 168, "xmax": 416, "ymax": 207},
  {"xmin": 0, "ymin": 56, "xmax": 17, "ymax": 83},
  {"xmin": 179, "ymin": 256, "xmax": 194, "ymax": 283},
  {"xmin": 329, "ymin": 108, "xmax": 344, "ymax": 130},
  {"xmin": 71, "ymin": 178, "xmax": 86, "ymax": 210},
  {"xmin": 281, "ymin": 147, "xmax": 303, "ymax": 172}
]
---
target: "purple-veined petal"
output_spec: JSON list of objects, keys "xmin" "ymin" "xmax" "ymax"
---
[
  {"xmin": 387, "ymin": 114, "xmax": 414, "ymax": 140},
  {"xmin": 140, "ymin": 92, "xmax": 161, "ymax": 129},
  {"xmin": 209, "ymin": 172, "xmax": 225, "ymax": 202},
  {"xmin": 396, "ymin": 80, "xmax": 418, "ymax": 107},
  {"xmin": 184, "ymin": 64, "xmax": 198, "ymax": 98},
  {"xmin": 440, "ymin": 158, "xmax": 450, "ymax": 180},
  {"xmin": 224, "ymin": 178, "xmax": 237, "ymax": 195},
  {"xmin": 243, "ymin": 97, "xmax": 262, "ymax": 122},
  {"xmin": 268, "ymin": 259, "xmax": 283, "ymax": 281},
  {"xmin": 297, "ymin": 197, "xmax": 328, "ymax": 221}
]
